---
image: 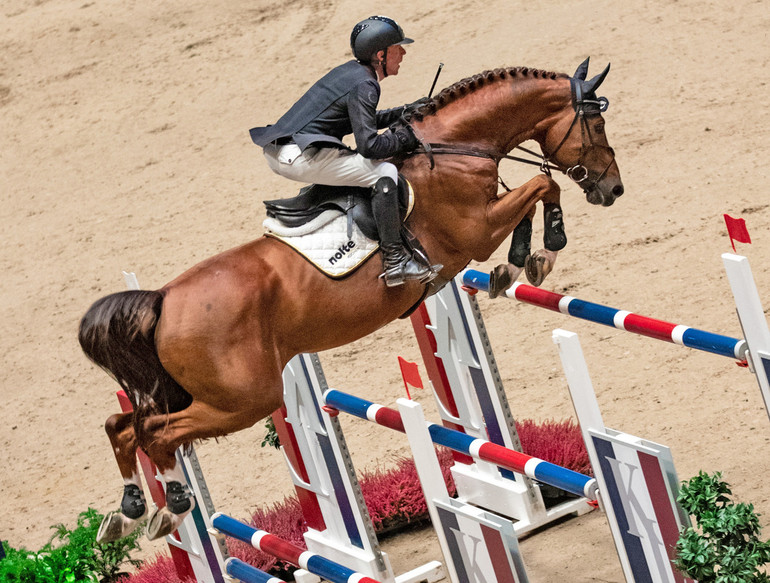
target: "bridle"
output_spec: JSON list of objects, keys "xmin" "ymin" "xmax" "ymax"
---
[
  {"xmin": 411, "ymin": 83, "xmax": 617, "ymax": 195},
  {"xmin": 540, "ymin": 83, "xmax": 616, "ymax": 192}
]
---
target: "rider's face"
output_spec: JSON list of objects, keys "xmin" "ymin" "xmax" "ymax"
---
[
  {"xmin": 376, "ymin": 45, "xmax": 406, "ymax": 79},
  {"xmin": 385, "ymin": 45, "xmax": 406, "ymax": 76}
]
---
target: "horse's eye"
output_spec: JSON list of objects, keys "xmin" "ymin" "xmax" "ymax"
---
[{"xmin": 594, "ymin": 124, "xmax": 605, "ymax": 135}]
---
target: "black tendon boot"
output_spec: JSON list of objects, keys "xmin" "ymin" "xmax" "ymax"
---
[
  {"xmin": 489, "ymin": 216, "xmax": 532, "ymax": 299},
  {"xmin": 508, "ymin": 216, "xmax": 533, "ymax": 267},
  {"xmin": 372, "ymin": 177, "xmax": 433, "ymax": 287},
  {"xmin": 543, "ymin": 203, "xmax": 567, "ymax": 251}
]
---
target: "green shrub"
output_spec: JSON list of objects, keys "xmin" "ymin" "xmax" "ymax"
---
[
  {"xmin": 261, "ymin": 416, "xmax": 280, "ymax": 449},
  {"xmin": 675, "ymin": 471, "xmax": 770, "ymax": 582},
  {"xmin": 0, "ymin": 508, "xmax": 144, "ymax": 583}
]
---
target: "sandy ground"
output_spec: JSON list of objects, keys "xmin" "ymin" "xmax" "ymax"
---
[{"xmin": 2, "ymin": 0, "xmax": 770, "ymax": 581}]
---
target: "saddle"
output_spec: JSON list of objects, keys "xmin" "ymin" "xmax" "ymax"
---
[
  {"xmin": 263, "ymin": 176, "xmax": 449, "ymax": 314},
  {"xmin": 263, "ymin": 175, "xmax": 413, "ymax": 242}
]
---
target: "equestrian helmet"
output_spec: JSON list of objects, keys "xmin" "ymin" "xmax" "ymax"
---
[{"xmin": 350, "ymin": 16, "xmax": 413, "ymax": 62}]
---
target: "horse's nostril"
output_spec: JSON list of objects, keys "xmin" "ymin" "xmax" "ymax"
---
[{"xmin": 612, "ymin": 184, "xmax": 624, "ymax": 197}]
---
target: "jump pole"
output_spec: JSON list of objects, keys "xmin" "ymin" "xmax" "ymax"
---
[
  {"xmin": 462, "ymin": 252, "xmax": 770, "ymax": 423},
  {"xmin": 460, "ymin": 270, "xmax": 747, "ymax": 360},
  {"xmin": 224, "ymin": 558, "xmax": 288, "ymax": 583},
  {"xmin": 322, "ymin": 389, "xmax": 598, "ymax": 501},
  {"xmin": 211, "ymin": 513, "xmax": 382, "ymax": 583}
]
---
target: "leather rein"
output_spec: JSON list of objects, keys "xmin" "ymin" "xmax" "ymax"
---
[{"xmin": 411, "ymin": 92, "xmax": 616, "ymax": 194}]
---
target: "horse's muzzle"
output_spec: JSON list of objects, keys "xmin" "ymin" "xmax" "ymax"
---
[{"xmin": 585, "ymin": 181, "xmax": 624, "ymax": 207}]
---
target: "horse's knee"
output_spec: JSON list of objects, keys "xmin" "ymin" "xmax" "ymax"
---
[{"xmin": 539, "ymin": 175, "xmax": 561, "ymax": 202}]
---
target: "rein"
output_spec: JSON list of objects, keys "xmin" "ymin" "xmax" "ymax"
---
[
  {"xmin": 423, "ymin": 143, "xmax": 560, "ymax": 174},
  {"xmin": 410, "ymin": 90, "xmax": 615, "ymax": 194}
]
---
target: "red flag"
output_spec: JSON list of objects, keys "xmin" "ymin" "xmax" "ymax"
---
[
  {"xmin": 398, "ymin": 356, "xmax": 423, "ymax": 399},
  {"xmin": 723, "ymin": 214, "xmax": 751, "ymax": 252}
]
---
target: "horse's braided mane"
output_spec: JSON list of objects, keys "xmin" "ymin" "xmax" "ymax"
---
[{"xmin": 407, "ymin": 66, "xmax": 568, "ymax": 122}]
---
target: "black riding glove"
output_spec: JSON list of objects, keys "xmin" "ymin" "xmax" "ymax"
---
[
  {"xmin": 404, "ymin": 97, "xmax": 433, "ymax": 111},
  {"xmin": 392, "ymin": 123, "xmax": 421, "ymax": 153},
  {"xmin": 404, "ymin": 97, "xmax": 432, "ymax": 116}
]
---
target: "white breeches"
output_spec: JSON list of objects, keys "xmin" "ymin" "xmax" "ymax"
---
[{"xmin": 263, "ymin": 143, "xmax": 398, "ymax": 188}]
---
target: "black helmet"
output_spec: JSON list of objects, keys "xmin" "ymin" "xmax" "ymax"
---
[{"xmin": 350, "ymin": 16, "xmax": 413, "ymax": 63}]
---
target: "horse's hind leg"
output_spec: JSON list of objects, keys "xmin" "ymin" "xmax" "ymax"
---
[
  {"xmin": 97, "ymin": 412, "xmax": 148, "ymax": 542},
  {"xmin": 139, "ymin": 393, "xmax": 282, "ymax": 540}
]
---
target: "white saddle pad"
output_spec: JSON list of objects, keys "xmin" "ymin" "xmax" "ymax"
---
[{"xmin": 264, "ymin": 210, "xmax": 379, "ymax": 278}]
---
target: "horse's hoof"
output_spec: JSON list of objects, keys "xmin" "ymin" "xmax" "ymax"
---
[
  {"xmin": 524, "ymin": 250, "xmax": 557, "ymax": 287},
  {"xmin": 96, "ymin": 509, "xmax": 147, "ymax": 543},
  {"xmin": 489, "ymin": 264, "xmax": 522, "ymax": 298},
  {"xmin": 146, "ymin": 499, "xmax": 195, "ymax": 540}
]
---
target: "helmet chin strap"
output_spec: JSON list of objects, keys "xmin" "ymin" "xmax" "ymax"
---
[{"xmin": 379, "ymin": 47, "xmax": 389, "ymax": 78}]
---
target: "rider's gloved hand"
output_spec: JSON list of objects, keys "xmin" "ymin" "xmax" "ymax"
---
[
  {"xmin": 409, "ymin": 96, "xmax": 432, "ymax": 108},
  {"xmin": 392, "ymin": 123, "xmax": 420, "ymax": 153},
  {"xmin": 404, "ymin": 97, "xmax": 432, "ymax": 115}
]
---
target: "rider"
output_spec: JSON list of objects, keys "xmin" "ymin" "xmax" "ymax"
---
[{"xmin": 249, "ymin": 16, "xmax": 434, "ymax": 287}]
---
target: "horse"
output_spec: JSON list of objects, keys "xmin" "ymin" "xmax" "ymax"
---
[{"xmin": 79, "ymin": 58, "xmax": 623, "ymax": 542}]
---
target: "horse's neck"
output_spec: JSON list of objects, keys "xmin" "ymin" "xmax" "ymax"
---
[
  {"xmin": 417, "ymin": 76, "xmax": 570, "ymax": 153},
  {"xmin": 402, "ymin": 75, "xmax": 572, "ymax": 273}
]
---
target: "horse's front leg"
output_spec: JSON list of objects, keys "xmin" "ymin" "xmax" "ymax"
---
[
  {"xmin": 488, "ymin": 205, "xmax": 535, "ymax": 298},
  {"xmin": 523, "ymin": 186, "xmax": 566, "ymax": 287},
  {"xmin": 97, "ymin": 412, "xmax": 149, "ymax": 543},
  {"xmin": 486, "ymin": 175, "xmax": 561, "ymax": 296}
]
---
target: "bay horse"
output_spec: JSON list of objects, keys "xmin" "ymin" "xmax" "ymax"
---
[{"xmin": 79, "ymin": 58, "xmax": 623, "ymax": 542}]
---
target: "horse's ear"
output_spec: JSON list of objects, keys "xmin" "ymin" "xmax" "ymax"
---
[
  {"xmin": 573, "ymin": 57, "xmax": 590, "ymax": 81},
  {"xmin": 583, "ymin": 63, "xmax": 611, "ymax": 95}
]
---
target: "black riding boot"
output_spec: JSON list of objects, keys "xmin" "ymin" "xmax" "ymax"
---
[{"xmin": 372, "ymin": 177, "xmax": 432, "ymax": 287}]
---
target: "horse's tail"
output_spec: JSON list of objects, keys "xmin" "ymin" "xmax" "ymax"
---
[{"xmin": 79, "ymin": 290, "xmax": 192, "ymax": 445}]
